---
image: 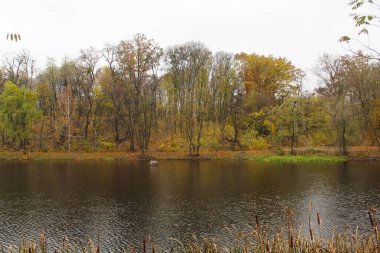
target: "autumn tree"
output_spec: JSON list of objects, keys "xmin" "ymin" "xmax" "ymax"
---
[
  {"xmin": 272, "ymin": 79, "xmax": 304, "ymax": 154},
  {"xmin": 209, "ymin": 52, "xmax": 241, "ymax": 142},
  {"xmin": 2, "ymin": 51, "xmax": 35, "ymax": 88},
  {"xmin": 315, "ymin": 54, "xmax": 354, "ymax": 155},
  {"xmin": 344, "ymin": 54, "xmax": 380, "ymax": 149},
  {"xmin": 165, "ymin": 42, "xmax": 212, "ymax": 155},
  {"xmin": 238, "ymin": 53, "xmax": 301, "ymax": 109},
  {"xmin": 102, "ymin": 44, "xmax": 125, "ymax": 143},
  {"xmin": 117, "ymin": 34, "xmax": 163, "ymax": 154},
  {"xmin": 78, "ymin": 48, "xmax": 100, "ymax": 140}
]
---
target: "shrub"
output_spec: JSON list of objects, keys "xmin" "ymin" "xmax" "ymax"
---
[
  {"xmin": 312, "ymin": 132, "xmax": 329, "ymax": 146},
  {"xmin": 157, "ymin": 134, "xmax": 187, "ymax": 152},
  {"xmin": 241, "ymin": 129, "xmax": 270, "ymax": 150},
  {"xmin": 98, "ymin": 141, "xmax": 115, "ymax": 152}
]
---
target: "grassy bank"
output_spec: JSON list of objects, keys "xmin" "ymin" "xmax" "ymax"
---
[
  {"xmin": 0, "ymin": 150, "xmax": 365, "ymax": 162},
  {"xmin": 1, "ymin": 145, "xmax": 380, "ymax": 161},
  {"xmin": 3, "ymin": 209, "xmax": 379, "ymax": 252},
  {"xmin": 0, "ymin": 151, "xmax": 350, "ymax": 162},
  {"xmin": 254, "ymin": 155, "xmax": 348, "ymax": 163}
]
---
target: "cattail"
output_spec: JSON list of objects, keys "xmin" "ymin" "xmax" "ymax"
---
[
  {"xmin": 290, "ymin": 235, "xmax": 293, "ymax": 249},
  {"xmin": 309, "ymin": 229, "xmax": 314, "ymax": 241},
  {"xmin": 255, "ymin": 214, "xmax": 260, "ymax": 227},
  {"xmin": 143, "ymin": 240, "xmax": 146, "ymax": 253},
  {"xmin": 368, "ymin": 211, "xmax": 375, "ymax": 227},
  {"xmin": 170, "ymin": 246, "xmax": 174, "ymax": 253},
  {"xmin": 152, "ymin": 247, "xmax": 155, "ymax": 253},
  {"xmin": 317, "ymin": 212, "xmax": 321, "ymax": 226},
  {"xmin": 266, "ymin": 243, "xmax": 270, "ymax": 252},
  {"xmin": 96, "ymin": 245, "xmax": 100, "ymax": 253}
]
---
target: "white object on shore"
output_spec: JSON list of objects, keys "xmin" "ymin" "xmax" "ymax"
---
[{"xmin": 149, "ymin": 160, "xmax": 158, "ymax": 166}]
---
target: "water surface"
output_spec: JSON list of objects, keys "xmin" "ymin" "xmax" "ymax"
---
[{"xmin": 0, "ymin": 160, "xmax": 379, "ymax": 250}]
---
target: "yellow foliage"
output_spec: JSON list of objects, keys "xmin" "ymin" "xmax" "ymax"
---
[
  {"xmin": 157, "ymin": 133, "xmax": 187, "ymax": 152},
  {"xmin": 311, "ymin": 132, "xmax": 330, "ymax": 146},
  {"xmin": 98, "ymin": 141, "xmax": 115, "ymax": 152},
  {"xmin": 240, "ymin": 130, "xmax": 270, "ymax": 150}
]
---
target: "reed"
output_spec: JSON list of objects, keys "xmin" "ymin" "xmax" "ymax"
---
[{"xmin": 1, "ymin": 208, "xmax": 378, "ymax": 253}]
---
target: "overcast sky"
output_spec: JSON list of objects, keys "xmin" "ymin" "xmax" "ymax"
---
[{"xmin": 1, "ymin": 0, "xmax": 377, "ymax": 89}]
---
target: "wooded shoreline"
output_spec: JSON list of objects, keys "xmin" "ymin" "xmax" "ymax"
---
[
  {"xmin": 1, "ymin": 34, "xmax": 380, "ymax": 158},
  {"xmin": 0, "ymin": 147, "xmax": 379, "ymax": 161}
]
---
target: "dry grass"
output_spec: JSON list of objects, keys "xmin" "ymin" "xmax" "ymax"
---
[
  {"xmin": 2, "ymin": 208, "xmax": 379, "ymax": 253},
  {"xmin": 0, "ymin": 150, "xmax": 271, "ymax": 161},
  {"xmin": 0, "ymin": 150, "xmax": 339, "ymax": 161}
]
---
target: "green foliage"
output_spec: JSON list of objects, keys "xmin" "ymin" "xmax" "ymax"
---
[
  {"xmin": 0, "ymin": 82, "xmax": 41, "ymax": 149},
  {"xmin": 255, "ymin": 155, "xmax": 348, "ymax": 163},
  {"xmin": 349, "ymin": 0, "xmax": 379, "ymax": 31},
  {"xmin": 340, "ymin": 0, "xmax": 380, "ymax": 59},
  {"xmin": 271, "ymin": 96, "xmax": 301, "ymax": 149},
  {"xmin": 79, "ymin": 140, "xmax": 93, "ymax": 152}
]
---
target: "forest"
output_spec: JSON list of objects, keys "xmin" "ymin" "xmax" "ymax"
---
[
  {"xmin": 0, "ymin": 36, "xmax": 379, "ymax": 156},
  {"xmin": 0, "ymin": 1, "xmax": 378, "ymax": 156}
]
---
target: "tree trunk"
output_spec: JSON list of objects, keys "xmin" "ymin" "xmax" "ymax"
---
[
  {"xmin": 341, "ymin": 125, "xmax": 348, "ymax": 155},
  {"xmin": 369, "ymin": 120, "xmax": 380, "ymax": 151},
  {"xmin": 114, "ymin": 113, "xmax": 120, "ymax": 143}
]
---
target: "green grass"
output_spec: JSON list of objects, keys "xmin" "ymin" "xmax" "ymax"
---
[
  {"xmin": 101, "ymin": 156, "xmax": 114, "ymax": 161},
  {"xmin": 254, "ymin": 155, "xmax": 348, "ymax": 163}
]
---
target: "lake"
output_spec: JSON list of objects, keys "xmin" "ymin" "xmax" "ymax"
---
[{"xmin": 0, "ymin": 160, "xmax": 379, "ymax": 250}]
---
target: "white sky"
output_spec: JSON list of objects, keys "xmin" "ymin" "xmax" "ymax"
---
[{"xmin": 1, "ymin": 0, "xmax": 378, "ymax": 89}]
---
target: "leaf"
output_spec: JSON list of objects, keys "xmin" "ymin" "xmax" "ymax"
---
[
  {"xmin": 339, "ymin": 36, "xmax": 351, "ymax": 43},
  {"xmin": 358, "ymin": 28, "xmax": 369, "ymax": 35},
  {"xmin": 6, "ymin": 33, "xmax": 21, "ymax": 42}
]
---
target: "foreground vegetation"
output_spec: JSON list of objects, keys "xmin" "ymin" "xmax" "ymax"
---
[{"xmin": 3, "ymin": 208, "xmax": 379, "ymax": 252}]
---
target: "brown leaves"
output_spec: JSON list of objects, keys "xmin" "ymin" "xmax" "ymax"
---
[{"xmin": 6, "ymin": 33, "xmax": 21, "ymax": 42}]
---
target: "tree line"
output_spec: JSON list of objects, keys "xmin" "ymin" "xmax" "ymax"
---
[{"xmin": 0, "ymin": 34, "xmax": 379, "ymax": 155}]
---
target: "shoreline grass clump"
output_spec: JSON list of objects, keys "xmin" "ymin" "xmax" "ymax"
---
[
  {"xmin": 254, "ymin": 155, "xmax": 348, "ymax": 163},
  {"xmin": 2, "ymin": 208, "xmax": 378, "ymax": 253}
]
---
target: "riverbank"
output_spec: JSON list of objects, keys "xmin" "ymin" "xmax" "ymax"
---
[{"xmin": 0, "ymin": 147, "xmax": 379, "ymax": 161}]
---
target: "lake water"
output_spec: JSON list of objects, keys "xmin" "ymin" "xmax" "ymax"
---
[{"xmin": 0, "ymin": 160, "xmax": 379, "ymax": 250}]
